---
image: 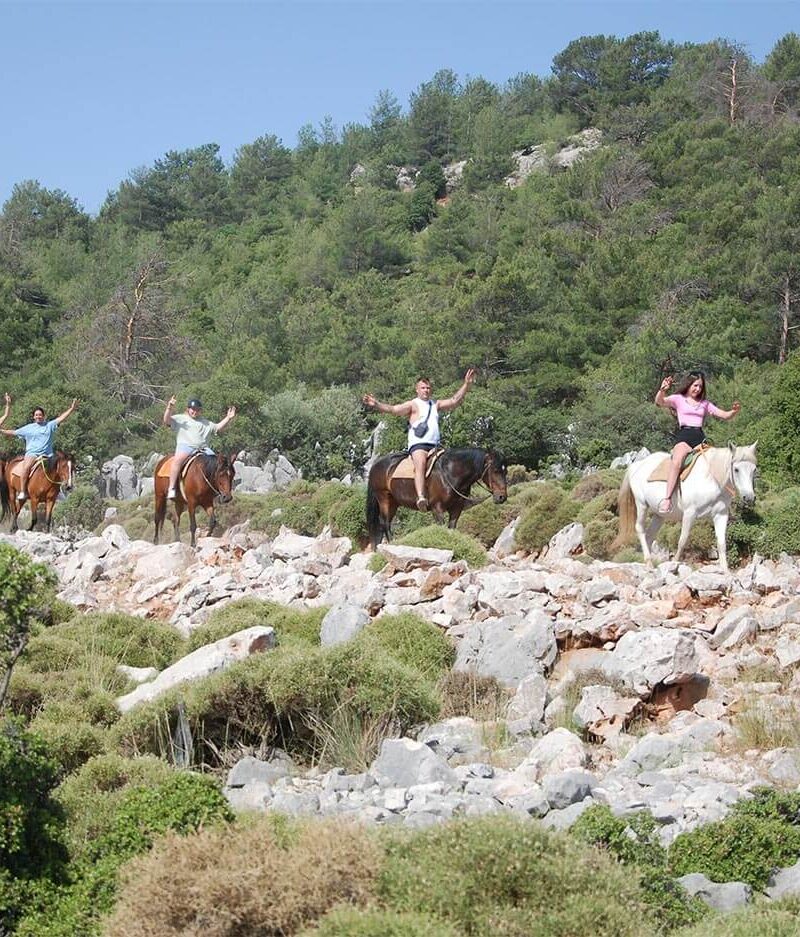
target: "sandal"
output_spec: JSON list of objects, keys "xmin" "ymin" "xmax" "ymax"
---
[
  {"xmin": 416, "ymin": 496, "xmax": 428, "ymax": 511},
  {"xmin": 658, "ymin": 498, "xmax": 672, "ymax": 515}
]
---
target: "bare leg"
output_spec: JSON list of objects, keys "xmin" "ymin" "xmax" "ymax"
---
[
  {"xmin": 167, "ymin": 452, "xmax": 191, "ymax": 499},
  {"xmin": 660, "ymin": 442, "xmax": 691, "ymax": 514},
  {"xmin": 17, "ymin": 455, "xmax": 36, "ymax": 501},
  {"xmin": 712, "ymin": 511, "xmax": 730, "ymax": 575},
  {"xmin": 411, "ymin": 450, "xmax": 428, "ymax": 510},
  {"xmin": 675, "ymin": 509, "xmax": 697, "ymax": 563}
]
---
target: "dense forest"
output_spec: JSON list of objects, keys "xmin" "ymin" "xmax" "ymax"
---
[{"xmin": 3, "ymin": 31, "xmax": 800, "ymax": 483}]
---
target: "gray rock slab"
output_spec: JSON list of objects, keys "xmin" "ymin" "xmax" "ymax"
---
[
  {"xmin": 766, "ymin": 859, "xmax": 800, "ymax": 900},
  {"xmin": 371, "ymin": 738, "xmax": 458, "ymax": 788},
  {"xmin": 319, "ymin": 603, "xmax": 370, "ymax": 646},
  {"xmin": 677, "ymin": 873, "xmax": 752, "ymax": 912}
]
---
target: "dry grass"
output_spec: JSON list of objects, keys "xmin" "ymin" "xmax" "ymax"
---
[
  {"xmin": 305, "ymin": 702, "xmax": 399, "ymax": 773},
  {"xmin": 550, "ymin": 668, "xmax": 628, "ymax": 735},
  {"xmin": 437, "ymin": 671, "xmax": 511, "ymax": 722},
  {"xmin": 104, "ymin": 817, "xmax": 379, "ymax": 937},
  {"xmin": 732, "ymin": 700, "xmax": 800, "ymax": 752}
]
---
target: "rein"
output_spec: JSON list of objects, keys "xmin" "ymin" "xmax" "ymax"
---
[
  {"xmin": 441, "ymin": 458, "xmax": 493, "ymax": 504},
  {"xmin": 198, "ymin": 460, "xmax": 227, "ymax": 499},
  {"xmin": 39, "ymin": 458, "xmax": 69, "ymax": 488}
]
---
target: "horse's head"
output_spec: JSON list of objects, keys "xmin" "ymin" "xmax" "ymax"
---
[
  {"xmin": 485, "ymin": 449, "xmax": 508, "ymax": 504},
  {"xmin": 212, "ymin": 453, "xmax": 236, "ymax": 504},
  {"xmin": 55, "ymin": 451, "xmax": 75, "ymax": 492},
  {"xmin": 728, "ymin": 441, "xmax": 758, "ymax": 506}
]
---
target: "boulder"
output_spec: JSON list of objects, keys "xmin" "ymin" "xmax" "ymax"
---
[
  {"xmin": 378, "ymin": 544, "xmax": 453, "ymax": 571},
  {"xmin": 572, "ymin": 685, "xmax": 640, "ymax": 738},
  {"xmin": 418, "ymin": 718, "xmax": 486, "ymax": 762},
  {"xmin": 676, "ymin": 873, "xmax": 751, "ymax": 912},
  {"xmin": 603, "ymin": 629, "xmax": 699, "ymax": 696},
  {"xmin": 319, "ymin": 604, "xmax": 370, "ymax": 646},
  {"xmin": 101, "ymin": 454, "xmax": 138, "ymax": 500},
  {"xmin": 133, "ymin": 543, "xmax": 196, "ymax": 582},
  {"xmin": 765, "ymin": 859, "xmax": 800, "ymax": 900},
  {"xmin": 116, "ymin": 626, "xmax": 276, "ymax": 712},
  {"xmin": 543, "ymin": 770, "xmax": 597, "ymax": 810},
  {"xmin": 513, "ymin": 728, "xmax": 587, "ymax": 781},
  {"xmin": 491, "ymin": 516, "xmax": 519, "ymax": 559},
  {"xmin": 545, "ymin": 523, "xmax": 584, "ymax": 560},
  {"xmin": 370, "ymin": 738, "xmax": 458, "ymax": 788},
  {"xmin": 454, "ymin": 612, "xmax": 557, "ymax": 688},
  {"xmin": 506, "ymin": 672, "xmax": 547, "ymax": 726}
]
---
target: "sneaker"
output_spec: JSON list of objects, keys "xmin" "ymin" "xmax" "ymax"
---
[
  {"xmin": 658, "ymin": 498, "xmax": 672, "ymax": 515},
  {"xmin": 416, "ymin": 496, "xmax": 428, "ymax": 511},
  {"xmin": 167, "ymin": 488, "xmax": 177, "ymax": 500}
]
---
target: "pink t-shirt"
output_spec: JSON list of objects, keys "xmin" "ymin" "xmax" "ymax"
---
[{"xmin": 665, "ymin": 394, "xmax": 723, "ymax": 427}]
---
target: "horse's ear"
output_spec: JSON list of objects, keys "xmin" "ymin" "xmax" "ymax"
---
[
  {"xmin": 728, "ymin": 440, "xmax": 736, "ymax": 453},
  {"xmin": 748, "ymin": 441, "xmax": 758, "ymax": 457}
]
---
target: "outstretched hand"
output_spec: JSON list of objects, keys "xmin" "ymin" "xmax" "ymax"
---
[
  {"xmin": 464, "ymin": 367, "xmax": 477, "ymax": 385},
  {"xmin": 167, "ymin": 395, "xmax": 177, "ymax": 408},
  {"xmin": 3, "ymin": 392, "xmax": 10, "ymax": 405},
  {"xmin": 731, "ymin": 400, "xmax": 741, "ymax": 415},
  {"xmin": 362, "ymin": 393, "xmax": 377, "ymax": 409},
  {"xmin": 71, "ymin": 398, "xmax": 79, "ymax": 410},
  {"xmin": 660, "ymin": 376, "xmax": 674, "ymax": 393},
  {"xmin": 226, "ymin": 406, "xmax": 237, "ymax": 419}
]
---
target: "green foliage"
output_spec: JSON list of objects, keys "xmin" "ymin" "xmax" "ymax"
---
[
  {"xmin": 307, "ymin": 908, "xmax": 460, "ymax": 937},
  {"xmin": 51, "ymin": 485, "xmax": 105, "ymax": 532},
  {"xmin": 457, "ymin": 496, "xmax": 518, "ymax": 547},
  {"xmin": 759, "ymin": 488, "xmax": 800, "ymax": 557},
  {"xmin": 0, "ymin": 545, "xmax": 57, "ymax": 709},
  {"xmin": 378, "ymin": 816, "xmax": 649, "ymax": 936},
  {"xmin": 397, "ymin": 525, "xmax": 488, "ymax": 567},
  {"xmin": 360, "ymin": 614, "xmax": 455, "ymax": 681},
  {"xmin": 185, "ymin": 598, "xmax": 324, "ymax": 652},
  {"xmin": 514, "ymin": 483, "xmax": 579, "ymax": 553},
  {"xmin": 54, "ymin": 612, "xmax": 182, "ymax": 669}
]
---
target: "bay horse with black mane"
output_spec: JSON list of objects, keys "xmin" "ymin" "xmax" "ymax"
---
[
  {"xmin": 1, "ymin": 451, "xmax": 74, "ymax": 532},
  {"xmin": 366, "ymin": 447, "xmax": 507, "ymax": 549},
  {"xmin": 153, "ymin": 452, "xmax": 235, "ymax": 547}
]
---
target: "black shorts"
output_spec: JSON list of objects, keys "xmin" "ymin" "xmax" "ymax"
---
[
  {"xmin": 408, "ymin": 443, "xmax": 436, "ymax": 455},
  {"xmin": 674, "ymin": 426, "xmax": 705, "ymax": 448}
]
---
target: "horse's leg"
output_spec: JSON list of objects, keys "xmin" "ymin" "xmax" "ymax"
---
[
  {"xmin": 171, "ymin": 501, "xmax": 182, "ymax": 543},
  {"xmin": 446, "ymin": 505, "xmax": 464, "ymax": 529},
  {"xmin": 188, "ymin": 504, "xmax": 198, "ymax": 548},
  {"xmin": 44, "ymin": 496, "xmax": 56, "ymax": 532},
  {"xmin": 712, "ymin": 511, "xmax": 730, "ymax": 575},
  {"xmin": 28, "ymin": 496, "xmax": 38, "ymax": 532},
  {"xmin": 206, "ymin": 503, "xmax": 217, "ymax": 538},
  {"xmin": 645, "ymin": 515, "xmax": 664, "ymax": 561},
  {"xmin": 674, "ymin": 510, "xmax": 697, "ymax": 564},
  {"xmin": 634, "ymin": 497, "xmax": 652, "ymax": 563},
  {"xmin": 9, "ymin": 498, "xmax": 19, "ymax": 533},
  {"xmin": 154, "ymin": 489, "xmax": 166, "ymax": 544}
]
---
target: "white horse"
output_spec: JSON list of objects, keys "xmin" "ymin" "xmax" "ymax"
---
[{"xmin": 616, "ymin": 442, "xmax": 757, "ymax": 574}]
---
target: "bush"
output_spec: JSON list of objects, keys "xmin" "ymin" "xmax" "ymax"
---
[
  {"xmin": 514, "ymin": 484, "xmax": 579, "ymax": 553},
  {"xmin": 668, "ymin": 807, "xmax": 800, "ymax": 889},
  {"xmin": 111, "ymin": 641, "xmax": 441, "ymax": 765},
  {"xmin": 674, "ymin": 897, "xmax": 800, "ymax": 936},
  {"xmin": 582, "ymin": 510, "xmax": 619, "ymax": 560},
  {"xmin": 397, "ymin": 526, "xmax": 488, "ymax": 568},
  {"xmin": 378, "ymin": 816, "xmax": 649, "ymax": 936},
  {"xmin": 185, "ymin": 599, "xmax": 324, "ymax": 653},
  {"xmin": 658, "ymin": 519, "xmax": 716, "ymax": 561},
  {"xmin": 104, "ymin": 817, "xmax": 379, "ymax": 937},
  {"xmin": 360, "ymin": 614, "xmax": 455, "ymax": 681},
  {"xmin": 55, "ymin": 612, "xmax": 182, "ymax": 669},
  {"xmin": 438, "ymin": 671, "xmax": 510, "ymax": 721},
  {"xmin": 306, "ymin": 908, "xmax": 460, "ymax": 937},
  {"xmin": 457, "ymin": 497, "xmax": 519, "ymax": 547},
  {"xmin": 571, "ymin": 470, "xmax": 623, "ymax": 503},
  {"xmin": 760, "ymin": 488, "xmax": 800, "ymax": 557},
  {"xmin": 26, "ymin": 707, "xmax": 108, "ymax": 774},
  {"xmin": 52, "ymin": 485, "xmax": 105, "ymax": 532}
]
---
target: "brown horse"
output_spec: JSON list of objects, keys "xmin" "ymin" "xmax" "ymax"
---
[
  {"xmin": 366, "ymin": 447, "xmax": 507, "ymax": 549},
  {"xmin": 1, "ymin": 452, "xmax": 75, "ymax": 532},
  {"xmin": 153, "ymin": 452, "xmax": 235, "ymax": 547}
]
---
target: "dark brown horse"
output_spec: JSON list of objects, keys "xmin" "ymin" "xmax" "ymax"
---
[
  {"xmin": 366, "ymin": 447, "xmax": 507, "ymax": 549},
  {"xmin": 153, "ymin": 452, "xmax": 235, "ymax": 547},
  {"xmin": 1, "ymin": 452, "xmax": 75, "ymax": 532}
]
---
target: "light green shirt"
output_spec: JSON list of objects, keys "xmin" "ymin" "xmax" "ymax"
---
[{"xmin": 170, "ymin": 413, "xmax": 216, "ymax": 449}]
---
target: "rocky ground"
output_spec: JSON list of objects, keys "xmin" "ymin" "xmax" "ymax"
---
[{"xmin": 6, "ymin": 518, "xmax": 800, "ymax": 911}]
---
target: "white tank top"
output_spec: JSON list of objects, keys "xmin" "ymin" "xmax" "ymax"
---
[{"xmin": 407, "ymin": 397, "xmax": 440, "ymax": 448}]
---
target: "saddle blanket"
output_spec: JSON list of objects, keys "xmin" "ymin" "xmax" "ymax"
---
[
  {"xmin": 155, "ymin": 452, "xmax": 203, "ymax": 480},
  {"xmin": 389, "ymin": 448, "xmax": 443, "ymax": 482},
  {"xmin": 648, "ymin": 443, "xmax": 710, "ymax": 484}
]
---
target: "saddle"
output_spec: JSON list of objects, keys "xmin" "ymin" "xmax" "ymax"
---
[
  {"xmin": 648, "ymin": 443, "xmax": 710, "ymax": 484},
  {"xmin": 155, "ymin": 452, "xmax": 203, "ymax": 480},
  {"xmin": 9, "ymin": 456, "xmax": 52, "ymax": 483},
  {"xmin": 388, "ymin": 448, "xmax": 444, "ymax": 483}
]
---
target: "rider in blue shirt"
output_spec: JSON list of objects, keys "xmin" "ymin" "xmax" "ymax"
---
[{"xmin": 0, "ymin": 397, "xmax": 78, "ymax": 500}]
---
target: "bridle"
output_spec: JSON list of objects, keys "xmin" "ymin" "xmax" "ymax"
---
[
  {"xmin": 441, "ymin": 455, "xmax": 497, "ymax": 503},
  {"xmin": 198, "ymin": 457, "xmax": 232, "ymax": 500},
  {"xmin": 37, "ymin": 456, "xmax": 72, "ymax": 489}
]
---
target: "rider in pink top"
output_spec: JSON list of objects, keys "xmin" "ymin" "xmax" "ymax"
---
[{"xmin": 654, "ymin": 372, "xmax": 741, "ymax": 515}]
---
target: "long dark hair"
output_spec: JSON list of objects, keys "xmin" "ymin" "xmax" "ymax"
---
[{"xmin": 674, "ymin": 372, "xmax": 706, "ymax": 399}]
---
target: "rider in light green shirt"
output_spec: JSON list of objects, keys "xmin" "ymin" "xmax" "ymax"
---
[{"xmin": 163, "ymin": 396, "xmax": 236, "ymax": 500}]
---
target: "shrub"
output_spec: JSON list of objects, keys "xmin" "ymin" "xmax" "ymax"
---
[
  {"xmin": 306, "ymin": 908, "xmax": 460, "ymax": 937},
  {"xmin": 27, "ymin": 706, "xmax": 108, "ymax": 774},
  {"xmin": 582, "ymin": 510, "xmax": 619, "ymax": 560},
  {"xmin": 397, "ymin": 526, "xmax": 488, "ymax": 568},
  {"xmin": 104, "ymin": 817, "xmax": 379, "ymax": 937},
  {"xmin": 457, "ymin": 497, "xmax": 519, "ymax": 547},
  {"xmin": 111, "ymin": 641, "xmax": 440, "ymax": 765},
  {"xmin": 668, "ymin": 810, "xmax": 800, "ymax": 889},
  {"xmin": 52, "ymin": 485, "xmax": 105, "ymax": 532},
  {"xmin": 658, "ymin": 519, "xmax": 716, "ymax": 561},
  {"xmin": 378, "ymin": 816, "xmax": 649, "ymax": 936},
  {"xmin": 571, "ymin": 470, "xmax": 623, "ymax": 503},
  {"xmin": 506, "ymin": 464, "xmax": 533, "ymax": 485},
  {"xmin": 438, "ymin": 671, "xmax": 510, "ymax": 721},
  {"xmin": 760, "ymin": 488, "xmax": 800, "ymax": 557},
  {"xmin": 368, "ymin": 553, "xmax": 387, "ymax": 572},
  {"xmin": 514, "ymin": 484, "xmax": 579, "ymax": 553},
  {"xmin": 330, "ymin": 488, "xmax": 368, "ymax": 544},
  {"xmin": 185, "ymin": 599, "xmax": 324, "ymax": 653},
  {"xmin": 55, "ymin": 612, "xmax": 182, "ymax": 669},
  {"xmin": 673, "ymin": 898, "xmax": 800, "ymax": 936},
  {"xmin": 359, "ymin": 614, "xmax": 455, "ymax": 681}
]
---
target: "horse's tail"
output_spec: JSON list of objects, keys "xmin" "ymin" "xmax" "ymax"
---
[
  {"xmin": 611, "ymin": 471, "xmax": 636, "ymax": 553},
  {"xmin": 366, "ymin": 471, "xmax": 382, "ymax": 550},
  {"xmin": 0, "ymin": 462, "xmax": 9, "ymax": 524}
]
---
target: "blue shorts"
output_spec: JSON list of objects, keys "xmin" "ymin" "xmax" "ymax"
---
[
  {"xmin": 175, "ymin": 444, "xmax": 199, "ymax": 456},
  {"xmin": 409, "ymin": 443, "xmax": 436, "ymax": 455}
]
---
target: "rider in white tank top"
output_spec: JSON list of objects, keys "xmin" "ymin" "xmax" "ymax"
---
[
  {"xmin": 407, "ymin": 397, "xmax": 440, "ymax": 449},
  {"xmin": 362, "ymin": 369, "xmax": 477, "ymax": 512}
]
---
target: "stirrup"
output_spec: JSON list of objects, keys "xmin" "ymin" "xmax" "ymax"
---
[{"xmin": 416, "ymin": 496, "xmax": 428, "ymax": 511}]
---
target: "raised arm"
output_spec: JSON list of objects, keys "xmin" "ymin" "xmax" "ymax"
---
[
  {"xmin": 215, "ymin": 406, "xmax": 237, "ymax": 432},
  {"xmin": 362, "ymin": 394, "xmax": 414, "ymax": 417},
  {"xmin": 713, "ymin": 401, "xmax": 741, "ymax": 421},
  {"xmin": 438, "ymin": 368, "xmax": 477, "ymax": 413},
  {"xmin": 163, "ymin": 395, "xmax": 177, "ymax": 428},
  {"xmin": 55, "ymin": 398, "xmax": 78, "ymax": 425},
  {"xmin": 655, "ymin": 376, "xmax": 675, "ymax": 409},
  {"xmin": 0, "ymin": 392, "xmax": 10, "ymax": 428}
]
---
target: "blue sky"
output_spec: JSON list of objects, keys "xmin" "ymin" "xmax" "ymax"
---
[{"xmin": 0, "ymin": 1, "xmax": 796, "ymax": 213}]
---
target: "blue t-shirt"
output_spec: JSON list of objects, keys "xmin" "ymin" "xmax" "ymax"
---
[{"xmin": 15, "ymin": 419, "xmax": 59, "ymax": 456}]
